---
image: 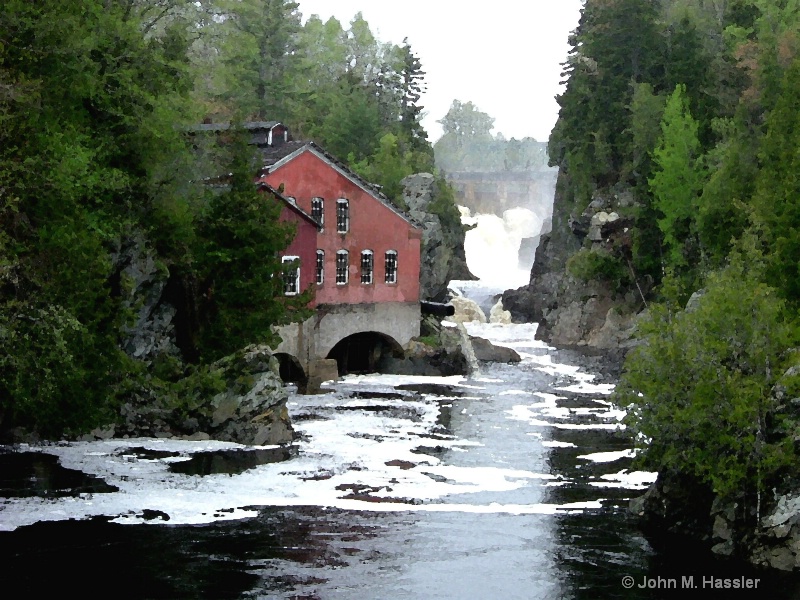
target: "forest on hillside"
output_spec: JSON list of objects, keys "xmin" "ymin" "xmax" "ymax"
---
[
  {"xmin": 0, "ymin": 0, "xmax": 451, "ymax": 437},
  {"xmin": 549, "ymin": 0, "xmax": 800, "ymax": 513}
]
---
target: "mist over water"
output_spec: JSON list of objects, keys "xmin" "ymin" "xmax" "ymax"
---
[{"xmin": 460, "ymin": 206, "xmax": 544, "ymax": 290}]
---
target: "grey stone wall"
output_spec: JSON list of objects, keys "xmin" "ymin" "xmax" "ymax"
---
[{"xmin": 274, "ymin": 302, "xmax": 421, "ymax": 374}]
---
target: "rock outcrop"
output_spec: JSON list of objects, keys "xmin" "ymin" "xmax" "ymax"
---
[
  {"xmin": 489, "ymin": 299, "xmax": 512, "ymax": 324},
  {"xmin": 470, "ymin": 337, "xmax": 521, "ymax": 363},
  {"xmin": 402, "ymin": 173, "xmax": 475, "ymax": 302},
  {"xmin": 379, "ymin": 323, "xmax": 468, "ymax": 376},
  {"xmin": 111, "ymin": 234, "xmax": 180, "ymax": 363},
  {"xmin": 112, "ymin": 345, "xmax": 295, "ymax": 445},
  {"xmin": 502, "ymin": 176, "xmax": 646, "ymax": 349}
]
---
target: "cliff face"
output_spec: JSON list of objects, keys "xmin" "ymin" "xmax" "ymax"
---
[
  {"xmin": 402, "ymin": 173, "xmax": 474, "ymax": 302},
  {"xmin": 502, "ymin": 171, "xmax": 644, "ymax": 349}
]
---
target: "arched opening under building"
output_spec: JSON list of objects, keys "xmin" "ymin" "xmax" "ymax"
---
[
  {"xmin": 274, "ymin": 352, "xmax": 307, "ymax": 388},
  {"xmin": 326, "ymin": 332, "xmax": 404, "ymax": 376}
]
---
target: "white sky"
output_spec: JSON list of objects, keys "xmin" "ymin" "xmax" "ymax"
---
[{"xmin": 297, "ymin": 1, "xmax": 584, "ymax": 143}]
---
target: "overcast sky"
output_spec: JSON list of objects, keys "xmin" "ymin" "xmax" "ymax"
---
[{"xmin": 296, "ymin": 1, "xmax": 583, "ymax": 143}]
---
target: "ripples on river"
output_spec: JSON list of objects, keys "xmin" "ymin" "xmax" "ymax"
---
[{"xmin": 2, "ymin": 323, "xmax": 798, "ymax": 598}]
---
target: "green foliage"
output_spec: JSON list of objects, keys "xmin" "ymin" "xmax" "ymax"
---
[
  {"xmin": 751, "ymin": 58, "xmax": 800, "ymax": 300},
  {"xmin": 0, "ymin": 1, "xmax": 314, "ymax": 436},
  {"xmin": 550, "ymin": 0, "xmax": 663, "ymax": 192},
  {"xmin": 416, "ymin": 335, "xmax": 440, "ymax": 348},
  {"xmin": 0, "ymin": 302, "xmax": 124, "ymax": 437},
  {"xmin": 193, "ymin": 139, "xmax": 310, "ymax": 361},
  {"xmin": 556, "ymin": 0, "xmax": 800, "ymax": 512},
  {"xmin": 626, "ymin": 82, "xmax": 666, "ymax": 181},
  {"xmin": 0, "ymin": 0, "xmax": 200, "ymax": 436},
  {"xmin": 694, "ymin": 115, "xmax": 754, "ymax": 265},
  {"xmin": 204, "ymin": 0, "xmax": 302, "ymax": 121},
  {"xmin": 566, "ymin": 248, "xmax": 629, "ymax": 290},
  {"xmin": 616, "ymin": 249, "xmax": 798, "ymax": 501},
  {"xmin": 433, "ymin": 100, "xmax": 550, "ymax": 174},
  {"xmin": 649, "ymin": 84, "xmax": 707, "ymax": 268},
  {"xmin": 429, "ymin": 176, "xmax": 462, "ymax": 224}
]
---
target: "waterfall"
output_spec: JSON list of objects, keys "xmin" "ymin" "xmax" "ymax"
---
[{"xmin": 460, "ymin": 206, "xmax": 545, "ymax": 289}]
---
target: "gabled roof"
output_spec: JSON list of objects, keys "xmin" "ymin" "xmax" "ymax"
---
[
  {"xmin": 260, "ymin": 142, "xmax": 421, "ymax": 229},
  {"xmin": 256, "ymin": 182, "xmax": 321, "ymax": 230}
]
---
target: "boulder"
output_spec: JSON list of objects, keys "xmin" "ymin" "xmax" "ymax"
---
[
  {"xmin": 379, "ymin": 336, "xmax": 467, "ymax": 377},
  {"xmin": 204, "ymin": 346, "xmax": 294, "ymax": 445},
  {"xmin": 446, "ymin": 295, "xmax": 487, "ymax": 324},
  {"xmin": 489, "ymin": 299, "xmax": 512, "ymax": 324},
  {"xmin": 587, "ymin": 307, "xmax": 639, "ymax": 349},
  {"xmin": 470, "ymin": 337, "xmax": 521, "ymax": 363},
  {"xmin": 116, "ymin": 345, "xmax": 295, "ymax": 445}
]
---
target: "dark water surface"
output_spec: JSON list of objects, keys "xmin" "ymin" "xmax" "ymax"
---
[{"xmin": 3, "ymin": 323, "xmax": 800, "ymax": 599}]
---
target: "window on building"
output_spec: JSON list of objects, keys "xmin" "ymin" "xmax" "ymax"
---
[
  {"xmin": 311, "ymin": 197, "xmax": 324, "ymax": 228},
  {"xmin": 336, "ymin": 250, "xmax": 349, "ymax": 284},
  {"xmin": 385, "ymin": 250, "xmax": 398, "ymax": 284},
  {"xmin": 282, "ymin": 256, "xmax": 300, "ymax": 295},
  {"xmin": 336, "ymin": 199, "xmax": 349, "ymax": 233},
  {"xmin": 316, "ymin": 250, "xmax": 324, "ymax": 285},
  {"xmin": 361, "ymin": 250, "xmax": 374, "ymax": 284}
]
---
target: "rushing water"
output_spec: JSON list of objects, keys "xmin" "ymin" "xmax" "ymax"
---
[{"xmin": 3, "ymin": 322, "xmax": 800, "ymax": 599}]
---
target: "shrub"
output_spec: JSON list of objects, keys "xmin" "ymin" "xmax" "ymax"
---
[
  {"xmin": 566, "ymin": 248, "xmax": 628, "ymax": 289},
  {"xmin": 615, "ymin": 252, "xmax": 799, "ymax": 506}
]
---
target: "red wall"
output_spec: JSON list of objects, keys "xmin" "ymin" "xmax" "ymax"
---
[
  {"xmin": 273, "ymin": 194, "xmax": 318, "ymax": 305},
  {"xmin": 261, "ymin": 149, "xmax": 421, "ymax": 305}
]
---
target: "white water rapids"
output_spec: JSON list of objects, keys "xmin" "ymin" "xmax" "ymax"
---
[{"xmin": 0, "ymin": 322, "xmax": 654, "ymax": 532}]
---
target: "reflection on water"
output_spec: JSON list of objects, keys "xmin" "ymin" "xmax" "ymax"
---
[
  {"xmin": 0, "ymin": 450, "xmax": 119, "ymax": 498},
  {"xmin": 2, "ymin": 323, "xmax": 800, "ymax": 598},
  {"xmin": 168, "ymin": 447, "xmax": 296, "ymax": 476}
]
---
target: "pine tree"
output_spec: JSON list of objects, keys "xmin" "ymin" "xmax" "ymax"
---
[
  {"xmin": 752, "ymin": 58, "xmax": 800, "ymax": 300},
  {"xmin": 649, "ymin": 84, "xmax": 707, "ymax": 269}
]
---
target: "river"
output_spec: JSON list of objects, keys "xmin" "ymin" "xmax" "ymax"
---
[{"xmin": 2, "ymin": 321, "xmax": 799, "ymax": 598}]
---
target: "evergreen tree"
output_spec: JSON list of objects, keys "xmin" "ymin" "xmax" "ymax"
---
[
  {"xmin": 751, "ymin": 58, "xmax": 800, "ymax": 300},
  {"xmin": 212, "ymin": 0, "xmax": 302, "ymax": 120},
  {"xmin": 617, "ymin": 245, "xmax": 798, "ymax": 503},
  {"xmin": 397, "ymin": 40, "xmax": 428, "ymax": 148},
  {"xmin": 649, "ymin": 84, "xmax": 707, "ymax": 270}
]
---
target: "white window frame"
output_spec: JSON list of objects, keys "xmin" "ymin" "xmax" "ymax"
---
[
  {"xmin": 336, "ymin": 198, "xmax": 350, "ymax": 233},
  {"xmin": 336, "ymin": 250, "xmax": 349, "ymax": 285},
  {"xmin": 385, "ymin": 250, "xmax": 398, "ymax": 284},
  {"xmin": 361, "ymin": 249, "xmax": 374, "ymax": 285},
  {"xmin": 311, "ymin": 197, "xmax": 324, "ymax": 228},
  {"xmin": 282, "ymin": 255, "xmax": 300, "ymax": 296},
  {"xmin": 316, "ymin": 249, "xmax": 324, "ymax": 285}
]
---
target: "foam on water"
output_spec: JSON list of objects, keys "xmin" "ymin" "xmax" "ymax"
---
[{"xmin": 0, "ymin": 322, "xmax": 653, "ymax": 531}]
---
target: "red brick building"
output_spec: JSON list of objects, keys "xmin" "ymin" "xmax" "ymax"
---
[
  {"xmin": 258, "ymin": 183, "xmax": 320, "ymax": 300},
  {"xmin": 258, "ymin": 142, "xmax": 422, "ymax": 306}
]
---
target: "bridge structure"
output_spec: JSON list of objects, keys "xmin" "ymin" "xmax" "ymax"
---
[{"xmin": 273, "ymin": 302, "xmax": 421, "ymax": 392}]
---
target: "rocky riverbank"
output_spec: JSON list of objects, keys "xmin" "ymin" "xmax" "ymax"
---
[
  {"xmin": 498, "ymin": 167, "xmax": 800, "ymax": 573},
  {"xmin": 502, "ymin": 177, "xmax": 646, "ymax": 351},
  {"xmin": 629, "ymin": 363, "xmax": 800, "ymax": 573},
  {"xmin": 5, "ymin": 345, "xmax": 295, "ymax": 447}
]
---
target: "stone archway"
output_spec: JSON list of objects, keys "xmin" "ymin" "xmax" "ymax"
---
[
  {"xmin": 325, "ymin": 331, "xmax": 404, "ymax": 376},
  {"xmin": 274, "ymin": 352, "xmax": 307, "ymax": 388}
]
